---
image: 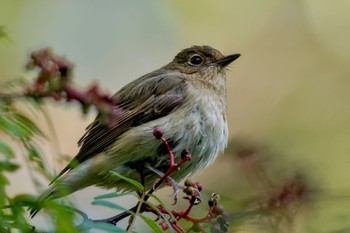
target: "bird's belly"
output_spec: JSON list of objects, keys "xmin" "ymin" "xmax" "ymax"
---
[{"xmin": 100, "ymin": 104, "xmax": 227, "ymax": 190}]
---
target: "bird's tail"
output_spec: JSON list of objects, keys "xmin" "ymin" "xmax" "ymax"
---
[
  {"xmin": 29, "ymin": 161, "xmax": 98, "ymax": 217},
  {"xmin": 29, "ymin": 180, "xmax": 77, "ymax": 218},
  {"xmin": 29, "ymin": 185, "xmax": 57, "ymax": 217}
]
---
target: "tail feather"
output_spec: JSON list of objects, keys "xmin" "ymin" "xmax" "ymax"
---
[
  {"xmin": 29, "ymin": 186, "xmax": 57, "ymax": 218},
  {"xmin": 29, "ymin": 159, "xmax": 102, "ymax": 217},
  {"xmin": 29, "ymin": 162, "xmax": 96, "ymax": 217}
]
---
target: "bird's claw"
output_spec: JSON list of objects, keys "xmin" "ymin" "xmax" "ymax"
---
[{"xmin": 146, "ymin": 164, "xmax": 183, "ymax": 204}]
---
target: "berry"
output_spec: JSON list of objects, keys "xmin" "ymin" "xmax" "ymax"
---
[
  {"xmin": 212, "ymin": 205, "xmax": 224, "ymax": 216},
  {"xmin": 208, "ymin": 199, "xmax": 215, "ymax": 207},
  {"xmin": 181, "ymin": 149, "xmax": 191, "ymax": 160},
  {"xmin": 153, "ymin": 127, "xmax": 163, "ymax": 139},
  {"xmin": 190, "ymin": 195, "xmax": 201, "ymax": 205},
  {"xmin": 184, "ymin": 179, "xmax": 195, "ymax": 187},
  {"xmin": 183, "ymin": 186, "xmax": 195, "ymax": 195},
  {"xmin": 195, "ymin": 182, "xmax": 203, "ymax": 192}
]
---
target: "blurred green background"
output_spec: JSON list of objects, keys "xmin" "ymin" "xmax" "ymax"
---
[{"xmin": 1, "ymin": 0, "xmax": 350, "ymax": 232}]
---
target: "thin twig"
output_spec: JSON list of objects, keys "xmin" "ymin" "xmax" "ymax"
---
[{"xmin": 127, "ymin": 191, "xmax": 146, "ymax": 232}]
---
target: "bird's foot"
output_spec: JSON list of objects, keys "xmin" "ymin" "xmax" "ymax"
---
[{"xmin": 145, "ymin": 164, "xmax": 183, "ymax": 204}]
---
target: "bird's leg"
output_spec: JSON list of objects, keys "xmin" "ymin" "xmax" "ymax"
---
[
  {"xmin": 136, "ymin": 164, "xmax": 146, "ymax": 197},
  {"xmin": 145, "ymin": 164, "xmax": 182, "ymax": 204}
]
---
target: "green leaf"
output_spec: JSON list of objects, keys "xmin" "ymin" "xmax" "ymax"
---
[
  {"xmin": 27, "ymin": 143, "xmax": 45, "ymax": 169},
  {"xmin": 0, "ymin": 161, "xmax": 19, "ymax": 172},
  {"xmin": 0, "ymin": 173, "xmax": 9, "ymax": 185},
  {"xmin": 140, "ymin": 215, "xmax": 164, "ymax": 233},
  {"xmin": 94, "ymin": 192, "xmax": 132, "ymax": 200},
  {"xmin": 10, "ymin": 194, "xmax": 36, "ymax": 205},
  {"xmin": 0, "ymin": 117, "xmax": 31, "ymax": 139},
  {"xmin": 91, "ymin": 200, "xmax": 131, "ymax": 213},
  {"xmin": 144, "ymin": 200, "xmax": 175, "ymax": 233},
  {"xmin": 0, "ymin": 141, "xmax": 14, "ymax": 158},
  {"xmin": 79, "ymin": 221, "xmax": 127, "ymax": 233},
  {"xmin": 148, "ymin": 194, "xmax": 177, "ymax": 222},
  {"xmin": 110, "ymin": 171, "xmax": 144, "ymax": 192},
  {"xmin": 12, "ymin": 113, "xmax": 45, "ymax": 137}
]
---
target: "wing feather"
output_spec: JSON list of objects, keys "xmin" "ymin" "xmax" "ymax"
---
[{"xmin": 53, "ymin": 71, "xmax": 187, "ymax": 182}]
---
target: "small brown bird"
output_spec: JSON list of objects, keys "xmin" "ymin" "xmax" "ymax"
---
[{"xmin": 31, "ymin": 45, "xmax": 240, "ymax": 216}]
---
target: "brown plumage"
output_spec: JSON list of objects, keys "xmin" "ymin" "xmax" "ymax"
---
[{"xmin": 30, "ymin": 45, "xmax": 240, "ymax": 217}]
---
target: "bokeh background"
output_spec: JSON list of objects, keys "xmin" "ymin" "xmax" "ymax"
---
[{"xmin": 1, "ymin": 1, "xmax": 350, "ymax": 232}]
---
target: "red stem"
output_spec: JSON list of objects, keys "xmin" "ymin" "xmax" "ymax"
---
[
  {"xmin": 160, "ymin": 137, "xmax": 176, "ymax": 168},
  {"xmin": 157, "ymin": 205, "xmax": 211, "ymax": 224},
  {"xmin": 171, "ymin": 222, "xmax": 186, "ymax": 233}
]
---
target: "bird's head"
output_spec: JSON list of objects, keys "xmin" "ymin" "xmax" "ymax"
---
[{"xmin": 167, "ymin": 45, "xmax": 240, "ymax": 82}]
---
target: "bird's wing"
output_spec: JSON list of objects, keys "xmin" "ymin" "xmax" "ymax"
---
[{"xmin": 53, "ymin": 71, "xmax": 187, "ymax": 182}]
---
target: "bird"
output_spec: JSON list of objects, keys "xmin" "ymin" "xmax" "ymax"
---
[{"xmin": 30, "ymin": 45, "xmax": 240, "ymax": 216}]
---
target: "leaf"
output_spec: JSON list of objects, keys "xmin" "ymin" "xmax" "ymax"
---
[
  {"xmin": 0, "ymin": 141, "xmax": 14, "ymax": 158},
  {"xmin": 12, "ymin": 113, "xmax": 45, "ymax": 137},
  {"xmin": 79, "ymin": 221, "xmax": 127, "ymax": 233},
  {"xmin": 10, "ymin": 194, "xmax": 37, "ymax": 205},
  {"xmin": 0, "ymin": 117, "xmax": 31, "ymax": 139},
  {"xmin": 144, "ymin": 201, "xmax": 175, "ymax": 233},
  {"xmin": 0, "ymin": 173, "xmax": 9, "ymax": 185},
  {"xmin": 110, "ymin": 171, "xmax": 144, "ymax": 192},
  {"xmin": 94, "ymin": 192, "xmax": 132, "ymax": 200},
  {"xmin": 91, "ymin": 200, "xmax": 131, "ymax": 213},
  {"xmin": 0, "ymin": 160, "xmax": 19, "ymax": 172},
  {"xmin": 140, "ymin": 215, "xmax": 164, "ymax": 233},
  {"xmin": 148, "ymin": 194, "xmax": 176, "ymax": 222},
  {"xmin": 27, "ymin": 142, "xmax": 45, "ymax": 169}
]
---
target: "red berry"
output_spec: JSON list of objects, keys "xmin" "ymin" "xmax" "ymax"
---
[
  {"xmin": 181, "ymin": 149, "xmax": 191, "ymax": 160},
  {"xmin": 195, "ymin": 182, "xmax": 203, "ymax": 192},
  {"xmin": 153, "ymin": 127, "xmax": 163, "ymax": 139}
]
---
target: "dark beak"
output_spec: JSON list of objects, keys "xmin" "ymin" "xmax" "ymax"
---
[{"xmin": 216, "ymin": 53, "xmax": 241, "ymax": 67}]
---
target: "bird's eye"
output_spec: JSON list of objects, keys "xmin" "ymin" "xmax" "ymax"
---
[{"xmin": 189, "ymin": 55, "xmax": 203, "ymax": 65}]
